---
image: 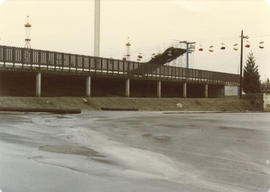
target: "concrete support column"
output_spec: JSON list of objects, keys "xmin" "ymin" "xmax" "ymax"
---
[
  {"xmin": 125, "ymin": 78, "xmax": 130, "ymax": 97},
  {"xmin": 36, "ymin": 72, "xmax": 41, "ymax": 97},
  {"xmin": 205, "ymin": 84, "xmax": 209, "ymax": 98},
  {"xmin": 86, "ymin": 76, "xmax": 91, "ymax": 97},
  {"xmin": 157, "ymin": 80, "xmax": 162, "ymax": 98},
  {"xmin": 183, "ymin": 82, "xmax": 187, "ymax": 98}
]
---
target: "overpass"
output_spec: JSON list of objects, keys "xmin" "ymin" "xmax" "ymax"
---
[{"xmin": 0, "ymin": 45, "xmax": 239, "ymax": 98}]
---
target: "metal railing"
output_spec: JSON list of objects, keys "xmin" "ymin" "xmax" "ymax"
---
[{"xmin": 0, "ymin": 45, "xmax": 240, "ymax": 84}]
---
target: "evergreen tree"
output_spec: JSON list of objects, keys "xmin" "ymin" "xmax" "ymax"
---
[{"xmin": 243, "ymin": 52, "xmax": 261, "ymax": 93}]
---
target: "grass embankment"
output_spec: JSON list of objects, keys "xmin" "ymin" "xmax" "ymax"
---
[{"xmin": 0, "ymin": 97, "xmax": 260, "ymax": 112}]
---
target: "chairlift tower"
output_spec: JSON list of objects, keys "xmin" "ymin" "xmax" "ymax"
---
[
  {"xmin": 180, "ymin": 41, "xmax": 196, "ymax": 69},
  {"xmin": 24, "ymin": 16, "xmax": 32, "ymax": 49}
]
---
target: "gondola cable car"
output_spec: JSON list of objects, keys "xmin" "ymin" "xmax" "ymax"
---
[
  {"xmin": 220, "ymin": 43, "xmax": 226, "ymax": 50},
  {"xmin": 259, "ymin": 41, "xmax": 264, "ymax": 49},
  {"xmin": 245, "ymin": 41, "xmax": 250, "ymax": 48},
  {"xmin": 209, "ymin": 45, "xmax": 214, "ymax": 52},
  {"xmin": 198, "ymin": 44, "xmax": 203, "ymax": 51},
  {"xmin": 233, "ymin": 43, "xmax": 239, "ymax": 51},
  {"xmin": 137, "ymin": 53, "xmax": 143, "ymax": 62}
]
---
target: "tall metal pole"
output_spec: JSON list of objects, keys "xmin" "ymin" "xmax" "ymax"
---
[
  {"xmin": 186, "ymin": 43, "xmax": 189, "ymax": 69},
  {"xmin": 240, "ymin": 30, "xmax": 244, "ymax": 98},
  {"xmin": 94, "ymin": 0, "xmax": 100, "ymax": 57},
  {"xmin": 239, "ymin": 30, "xmax": 249, "ymax": 98}
]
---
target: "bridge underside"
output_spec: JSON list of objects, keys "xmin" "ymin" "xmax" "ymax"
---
[{"xmin": 0, "ymin": 71, "xmax": 230, "ymax": 98}]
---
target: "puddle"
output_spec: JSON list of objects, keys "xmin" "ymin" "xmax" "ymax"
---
[{"xmin": 39, "ymin": 145, "xmax": 103, "ymax": 157}]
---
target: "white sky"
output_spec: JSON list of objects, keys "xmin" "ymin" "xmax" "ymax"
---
[{"xmin": 0, "ymin": 0, "xmax": 270, "ymax": 80}]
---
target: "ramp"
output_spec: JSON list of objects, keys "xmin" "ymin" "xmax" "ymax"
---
[{"xmin": 130, "ymin": 47, "xmax": 186, "ymax": 75}]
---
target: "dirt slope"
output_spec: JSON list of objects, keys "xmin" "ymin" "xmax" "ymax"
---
[{"xmin": 0, "ymin": 97, "xmax": 260, "ymax": 112}]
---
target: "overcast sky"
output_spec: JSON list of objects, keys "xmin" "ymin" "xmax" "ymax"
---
[{"xmin": 0, "ymin": 0, "xmax": 270, "ymax": 79}]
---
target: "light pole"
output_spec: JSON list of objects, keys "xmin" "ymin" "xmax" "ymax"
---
[
  {"xmin": 94, "ymin": 0, "xmax": 100, "ymax": 57},
  {"xmin": 239, "ymin": 30, "xmax": 249, "ymax": 98},
  {"xmin": 180, "ymin": 41, "xmax": 196, "ymax": 69}
]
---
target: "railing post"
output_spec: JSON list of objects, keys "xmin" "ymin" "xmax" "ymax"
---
[
  {"xmin": 68, "ymin": 54, "xmax": 71, "ymax": 72},
  {"xmin": 94, "ymin": 57, "xmax": 97, "ymax": 74},
  {"xmin": 186, "ymin": 68, "xmax": 189, "ymax": 81},
  {"xmin": 75, "ymin": 55, "xmax": 78, "ymax": 72},
  {"xmin": 163, "ymin": 66, "xmax": 165, "ymax": 78},
  {"xmin": 30, "ymin": 49, "xmax": 33, "ymax": 70},
  {"xmin": 117, "ymin": 60, "xmax": 120, "ymax": 75},
  {"xmin": 3, "ymin": 46, "xmax": 6, "ymax": 68},
  {"xmin": 145, "ymin": 63, "xmax": 148, "ymax": 78},
  {"xmin": 106, "ymin": 59, "xmax": 109, "ymax": 74},
  {"xmin": 22, "ymin": 48, "xmax": 25, "ymax": 69},
  {"xmin": 62, "ymin": 53, "xmax": 64, "ymax": 71},
  {"xmin": 132, "ymin": 62, "xmax": 135, "ymax": 76},
  {"xmin": 12, "ymin": 47, "xmax": 16, "ymax": 68},
  {"xmin": 46, "ymin": 51, "xmax": 49, "ymax": 71},
  {"xmin": 100, "ymin": 58, "xmax": 103, "ymax": 73},
  {"xmin": 174, "ymin": 66, "xmax": 177, "ymax": 80},
  {"xmin": 89, "ymin": 57, "xmax": 91, "ymax": 72},
  {"xmin": 149, "ymin": 63, "xmax": 152, "ymax": 78},
  {"xmin": 82, "ymin": 56, "xmax": 85, "ymax": 72},
  {"xmin": 54, "ymin": 52, "xmax": 57, "ymax": 71},
  {"xmin": 38, "ymin": 50, "xmax": 41, "ymax": 70},
  {"xmin": 137, "ymin": 62, "xmax": 140, "ymax": 77}
]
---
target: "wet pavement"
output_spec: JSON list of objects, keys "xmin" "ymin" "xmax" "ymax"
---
[{"xmin": 0, "ymin": 111, "xmax": 269, "ymax": 192}]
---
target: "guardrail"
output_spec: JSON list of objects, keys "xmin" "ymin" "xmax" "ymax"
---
[{"xmin": 0, "ymin": 45, "xmax": 240, "ymax": 84}]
